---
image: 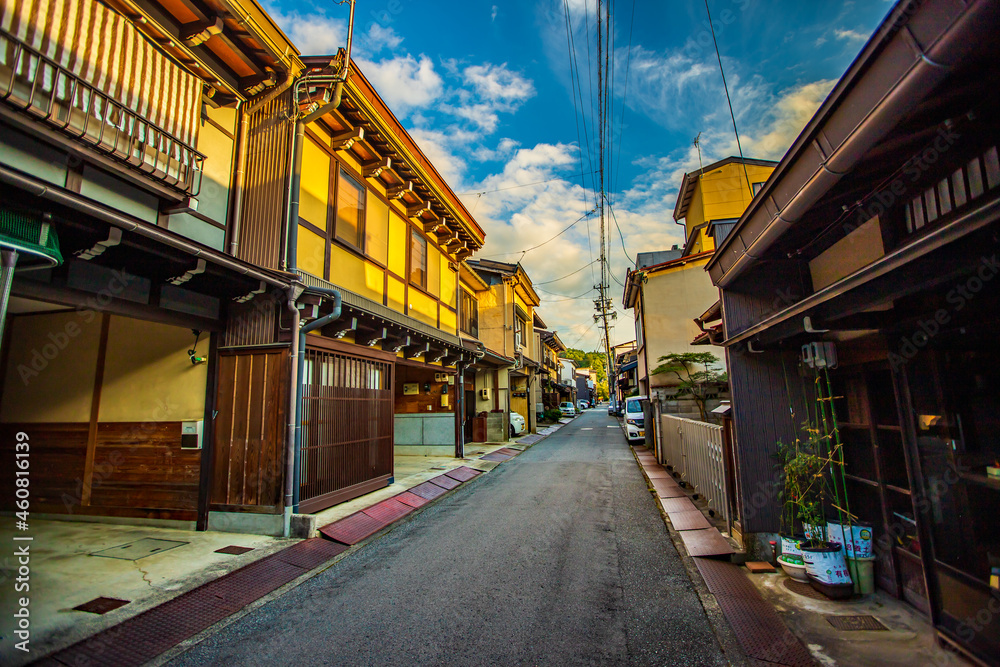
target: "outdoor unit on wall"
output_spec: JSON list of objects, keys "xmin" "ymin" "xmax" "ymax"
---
[
  {"xmin": 801, "ymin": 341, "xmax": 838, "ymax": 369},
  {"xmin": 480, "ymin": 388, "xmax": 491, "ymax": 400}
]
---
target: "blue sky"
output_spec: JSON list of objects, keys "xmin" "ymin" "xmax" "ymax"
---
[{"xmin": 266, "ymin": 0, "xmax": 893, "ymax": 351}]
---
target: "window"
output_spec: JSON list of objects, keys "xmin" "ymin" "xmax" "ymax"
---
[
  {"xmin": 752, "ymin": 182, "xmax": 765, "ymax": 196},
  {"xmin": 409, "ymin": 229, "xmax": 427, "ymax": 288},
  {"xmin": 460, "ymin": 289, "xmax": 479, "ymax": 337},
  {"xmin": 514, "ymin": 315, "xmax": 526, "ymax": 349},
  {"xmin": 335, "ymin": 169, "xmax": 365, "ymax": 249}
]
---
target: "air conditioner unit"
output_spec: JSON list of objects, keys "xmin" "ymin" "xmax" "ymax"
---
[{"xmin": 479, "ymin": 388, "xmax": 491, "ymax": 400}]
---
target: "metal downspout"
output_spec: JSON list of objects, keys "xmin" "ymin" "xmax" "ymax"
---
[
  {"xmin": 227, "ymin": 98, "xmax": 248, "ymax": 256},
  {"xmin": 283, "ymin": 287, "xmax": 301, "ymax": 538},
  {"xmin": 283, "ymin": 118, "xmax": 305, "ymax": 271},
  {"xmin": 0, "ymin": 250, "xmax": 17, "ymax": 356},
  {"xmin": 294, "ymin": 287, "xmax": 343, "ymax": 512},
  {"xmin": 455, "ymin": 362, "xmax": 465, "ymax": 458}
]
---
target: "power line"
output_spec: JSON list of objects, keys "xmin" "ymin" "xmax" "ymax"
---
[
  {"xmin": 534, "ymin": 259, "xmax": 600, "ymax": 285},
  {"xmin": 480, "ymin": 208, "xmax": 596, "ymax": 261},
  {"xmin": 704, "ymin": 0, "xmax": 752, "ymax": 194}
]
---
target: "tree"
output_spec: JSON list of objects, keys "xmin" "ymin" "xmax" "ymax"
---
[{"xmin": 651, "ymin": 352, "xmax": 727, "ymax": 421}]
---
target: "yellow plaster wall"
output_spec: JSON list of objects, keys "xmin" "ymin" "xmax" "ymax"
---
[
  {"xmin": 330, "ymin": 245, "xmax": 384, "ymax": 303},
  {"xmin": 427, "ymin": 245, "xmax": 441, "ymax": 297},
  {"xmin": 388, "ymin": 210, "xmax": 407, "ymax": 277},
  {"xmin": 300, "ymin": 139, "xmax": 330, "ymax": 230},
  {"xmin": 408, "ymin": 289, "xmax": 438, "ymax": 328},
  {"xmin": 99, "ymin": 316, "xmax": 207, "ymax": 422},
  {"xmin": 439, "ymin": 307, "xmax": 457, "ymax": 334},
  {"xmin": 298, "ymin": 226, "xmax": 326, "ymax": 279},
  {"xmin": 1, "ymin": 311, "xmax": 101, "ymax": 423},
  {"xmin": 387, "ymin": 275, "xmax": 406, "ymax": 313},
  {"xmin": 441, "ymin": 256, "xmax": 457, "ymax": 308},
  {"xmin": 477, "ymin": 284, "xmax": 509, "ymax": 355},
  {"xmin": 366, "ymin": 191, "xmax": 390, "ymax": 266}
]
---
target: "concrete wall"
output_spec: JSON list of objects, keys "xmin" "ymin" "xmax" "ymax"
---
[{"xmin": 394, "ymin": 413, "xmax": 455, "ymax": 456}]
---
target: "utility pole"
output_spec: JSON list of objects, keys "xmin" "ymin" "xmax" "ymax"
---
[{"xmin": 594, "ymin": 0, "xmax": 614, "ymax": 402}]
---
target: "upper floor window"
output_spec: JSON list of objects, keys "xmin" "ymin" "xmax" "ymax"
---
[
  {"xmin": 460, "ymin": 289, "xmax": 479, "ymax": 337},
  {"xmin": 752, "ymin": 182, "xmax": 765, "ymax": 196},
  {"xmin": 514, "ymin": 315, "xmax": 526, "ymax": 349},
  {"xmin": 410, "ymin": 229, "xmax": 427, "ymax": 288},
  {"xmin": 335, "ymin": 169, "xmax": 365, "ymax": 249}
]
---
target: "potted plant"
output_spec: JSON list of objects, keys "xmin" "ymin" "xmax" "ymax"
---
[
  {"xmin": 792, "ymin": 427, "xmax": 853, "ymax": 600},
  {"xmin": 775, "ymin": 440, "xmax": 808, "ymax": 581}
]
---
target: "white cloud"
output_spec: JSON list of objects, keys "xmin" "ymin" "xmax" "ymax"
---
[
  {"xmin": 462, "ymin": 63, "xmax": 535, "ymax": 108},
  {"xmin": 742, "ymin": 80, "xmax": 836, "ymax": 159},
  {"xmin": 834, "ymin": 28, "xmax": 869, "ymax": 44},
  {"xmin": 363, "ymin": 23, "xmax": 404, "ymax": 52},
  {"xmin": 491, "ymin": 5, "xmax": 498, "ymax": 22},
  {"xmin": 266, "ymin": 5, "xmax": 346, "ymax": 56},
  {"xmin": 355, "ymin": 55, "xmax": 444, "ymax": 115}
]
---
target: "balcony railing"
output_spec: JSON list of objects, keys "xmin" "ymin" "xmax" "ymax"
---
[{"xmin": 0, "ymin": 30, "xmax": 204, "ymax": 194}]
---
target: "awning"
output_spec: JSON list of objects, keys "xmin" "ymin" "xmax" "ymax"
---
[{"xmin": 620, "ymin": 360, "xmax": 638, "ymax": 372}]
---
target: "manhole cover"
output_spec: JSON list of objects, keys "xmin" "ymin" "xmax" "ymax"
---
[
  {"xmin": 91, "ymin": 538, "xmax": 188, "ymax": 561},
  {"xmin": 215, "ymin": 545, "xmax": 254, "ymax": 555},
  {"xmin": 73, "ymin": 597, "xmax": 130, "ymax": 614},
  {"xmin": 783, "ymin": 578, "xmax": 831, "ymax": 600},
  {"xmin": 826, "ymin": 615, "xmax": 888, "ymax": 631}
]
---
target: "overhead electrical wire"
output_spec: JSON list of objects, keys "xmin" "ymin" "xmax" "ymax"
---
[
  {"xmin": 534, "ymin": 259, "xmax": 601, "ymax": 285},
  {"xmin": 478, "ymin": 208, "xmax": 597, "ymax": 261},
  {"xmin": 704, "ymin": 0, "xmax": 752, "ymax": 193}
]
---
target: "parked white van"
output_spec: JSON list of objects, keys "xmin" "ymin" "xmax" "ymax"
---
[{"xmin": 623, "ymin": 395, "xmax": 648, "ymax": 443}]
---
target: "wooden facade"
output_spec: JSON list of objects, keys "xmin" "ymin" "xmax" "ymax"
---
[{"xmin": 707, "ymin": 3, "xmax": 1000, "ymax": 662}]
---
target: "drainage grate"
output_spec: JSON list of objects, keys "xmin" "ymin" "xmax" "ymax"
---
[
  {"xmin": 91, "ymin": 538, "xmax": 188, "ymax": 561},
  {"xmin": 408, "ymin": 481, "xmax": 448, "ymax": 500},
  {"xmin": 214, "ymin": 545, "xmax": 254, "ymax": 555},
  {"xmin": 319, "ymin": 512, "xmax": 387, "ymax": 545},
  {"xmin": 826, "ymin": 615, "xmax": 889, "ymax": 631},
  {"xmin": 362, "ymin": 498, "xmax": 414, "ymax": 524},
  {"xmin": 444, "ymin": 466, "xmax": 480, "ymax": 482},
  {"xmin": 429, "ymin": 474, "xmax": 461, "ymax": 490},
  {"xmin": 480, "ymin": 452, "xmax": 512, "ymax": 462},
  {"xmin": 783, "ymin": 578, "xmax": 831, "ymax": 600},
  {"xmin": 74, "ymin": 597, "xmax": 130, "ymax": 615},
  {"xmin": 395, "ymin": 491, "xmax": 430, "ymax": 508},
  {"xmin": 274, "ymin": 538, "xmax": 348, "ymax": 570}
]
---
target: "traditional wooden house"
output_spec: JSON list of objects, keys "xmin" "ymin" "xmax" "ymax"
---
[
  {"xmin": 707, "ymin": 1, "xmax": 1000, "ymax": 662},
  {"xmin": 0, "ymin": 0, "xmax": 303, "ymax": 529},
  {"xmin": 466, "ymin": 259, "xmax": 542, "ymax": 433},
  {"xmin": 0, "ymin": 0, "xmax": 488, "ymax": 539}
]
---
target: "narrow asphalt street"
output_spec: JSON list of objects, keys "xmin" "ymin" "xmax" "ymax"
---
[{"xmin": 168, "ymin": 410, "xmax": 729, "ymax": 666}]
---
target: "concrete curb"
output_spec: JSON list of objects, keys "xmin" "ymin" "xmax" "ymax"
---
[{"xmin": 629, "ymin": 444, "xmax": 752, "ymax": 667}]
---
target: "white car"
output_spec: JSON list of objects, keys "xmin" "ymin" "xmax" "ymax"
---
[
  {"xmin": 559, "ymin": 401, "xmax": 577, "ymax": 417},
  {"xmin": 577, "ymin": 399, "xmax": 590, "ymax": 411},
  {"xmin": 623, "ymin": 395, "xmax": 648, "ymax": 443},
  {"xmin": 510, "ymin": 411, "xmax": 526, "ymax": 437}
]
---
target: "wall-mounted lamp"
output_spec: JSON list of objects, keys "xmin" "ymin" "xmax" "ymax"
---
[{"xmin": 188, "ymin": 330, "xmax": 207, "ymax": 365}]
